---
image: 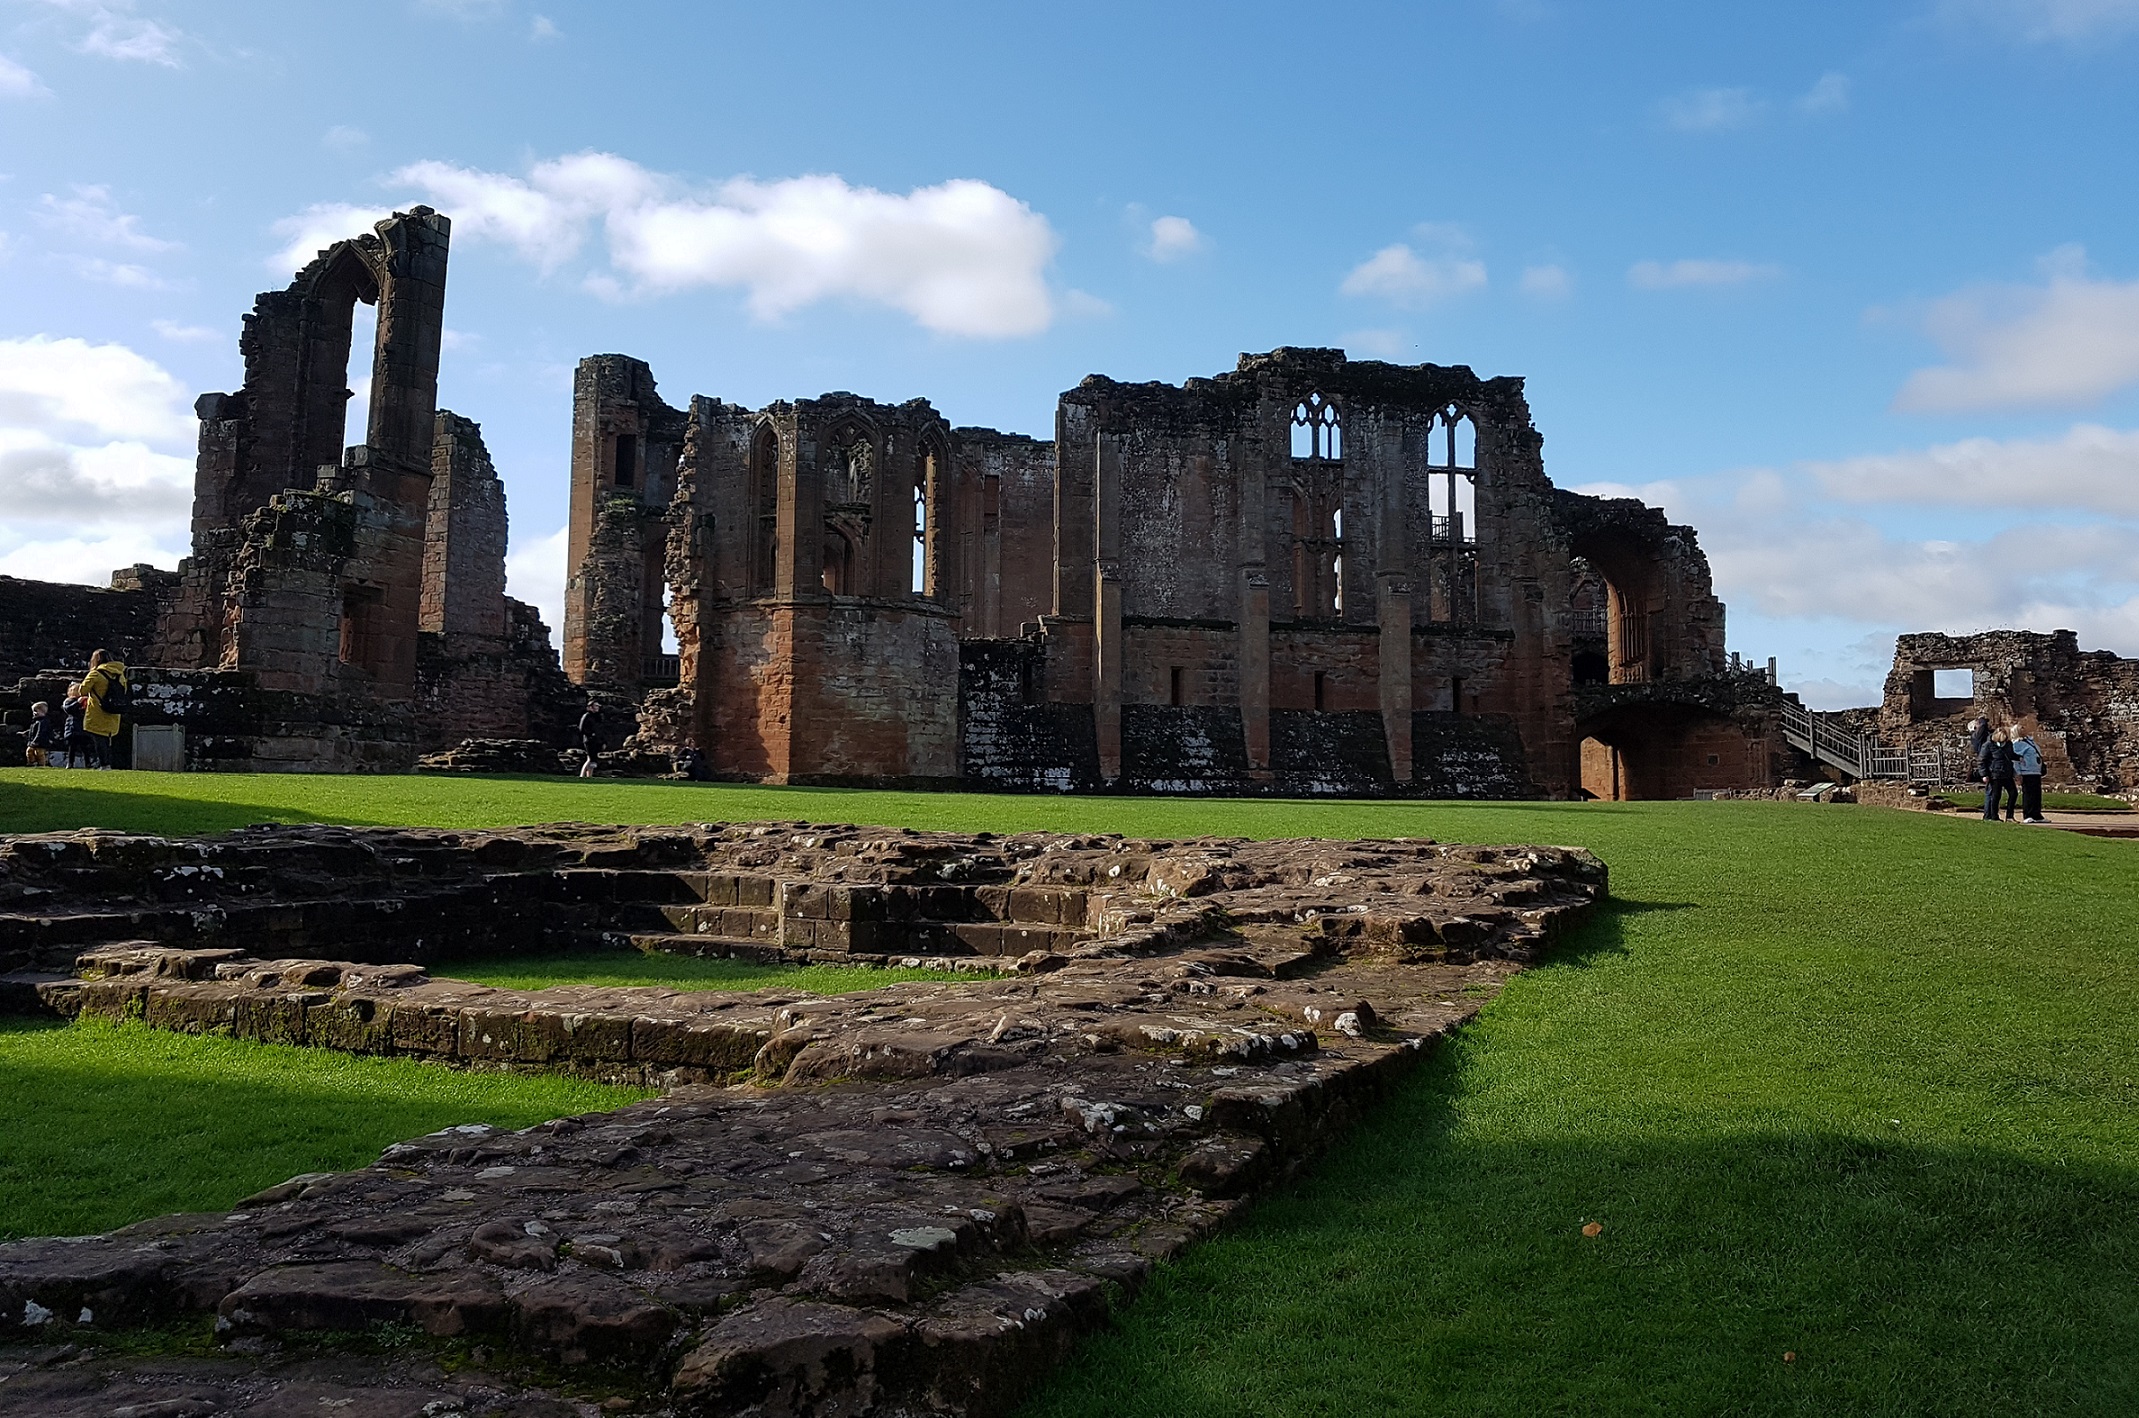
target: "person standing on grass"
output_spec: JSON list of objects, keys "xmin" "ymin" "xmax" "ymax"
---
[
  {"xmin": 2011, "ymin": 725, "xmax": 2047, "ymax": 824},
  {"xmin": 1965, "ymin": 716, "xmax": 1988, "ymax": 783},
  {"xmin": 60, "ymin": 682, "xmax": 93, "ymax": 768},
  {"xmin": 79, "ymin": 649, "xmax": 130, "ymax": 770},
  {"xmin": 1979, "ymin": 726, "xmax": 2018, "ymax": 821},
  {"xmin": 577, "ymin": 699, "xmax": 604, "ymax": 779},
  {"xmin": 21, "ymin": 701, "xmax": 61, "ymax": 766}
]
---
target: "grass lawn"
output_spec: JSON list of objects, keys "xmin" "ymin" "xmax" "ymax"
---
[
  {"xmin": 0, "ymin": 1015, "xmax": 646, "ymax": 1241},
  {"xmin": 449, "ymin": 949, "xmax": 977, "ymax": 995},
  {"xmin": 3, "ymin": 768, "xmax": 2137, "ymax": 1413}
]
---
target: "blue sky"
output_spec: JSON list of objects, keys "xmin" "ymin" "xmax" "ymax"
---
[{"xmin": 4, "ymin": 0, "xmax": 2138, "ymax": 706}]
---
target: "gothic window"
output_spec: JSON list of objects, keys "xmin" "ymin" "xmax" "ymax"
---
[
  {"xmin": 1427, "ymin": 405, "xmax": 1478, "ymax": 544},
  {"xmin": 824, "ymin": 427, "xmax": 873, "ymax": 508},
  {"xmin": 749, "ymin": 423, "xmax": 779, "ymax": 595},
  {"xmin": 1291, "ymin": 392, "xmax": 1341, "ymax": 461}
]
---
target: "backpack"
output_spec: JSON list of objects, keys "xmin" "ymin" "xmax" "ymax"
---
[{"xmin": 92, "ymin": 670, "xmax": 133, "ymax": 714}]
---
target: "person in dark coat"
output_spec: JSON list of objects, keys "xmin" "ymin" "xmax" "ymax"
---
[
  {"xmin": 22, "ymin": 701, "xmax": 62, "ymax": 766},
  {"xmin": 60, "ymin": 683, "xmax": 94, "ymax": 768},
  {"xmin": 577, "ymin": 700, "xmax": 604, "ymax": 778},
  {"xmin": 2010, "ymin": 725, "xmax": 2047, "ymax": 824},
  {"xmin": 1965, "ymin": 717, "xmax": 1989, "ymax": 783},
  {"xmin": 1979, "ymin": 727, "xmax": 2017, "ymax": 821}
]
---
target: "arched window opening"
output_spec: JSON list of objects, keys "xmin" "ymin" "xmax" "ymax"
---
[
  {"xmin": 1331, "ymin": 505, "xmax": 1344, "ymax": 616},
  {"xmin": 912, "ymin": 439, "xmax": 945, "ymax": 599},
  {"xmin": 344, "ymin": 297, "xmax": 378, "ymax": 451},
  {"xmin": 913, "ymin": 480, "xmax": 928, "ymax": 594},
  {"xmin": 1291, "ymin": 392, "xmax": 1341, "ymax": 461},
  {"xmin": 749, "ymin": 423, "xmax": 780, "ymax": 595}
]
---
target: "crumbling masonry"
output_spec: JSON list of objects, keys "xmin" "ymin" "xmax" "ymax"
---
[
  {"xmin": 566, "ymin": 348, "xmax": 1794, "ymax": 798},
  {"xmin": 1, "ymin": 205, "xmax": 1789, "ymax": 795},
  {"xmin": 0, "ymin": 208, "xmax": 577, "ymax": 770}
]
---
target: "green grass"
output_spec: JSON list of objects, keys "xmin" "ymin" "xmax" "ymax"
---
[
  {"xmin": 0, "ymin": 1015, "xmax": 647, "ymax": 1240},
  {"xmin": 3, "ymin": 769, "xmax": 2137, "ymax": 1413},
  {"xmin": 1940, "ymin": 788, "xmax": 2131, "ymax": 812},
  {"xmin": 448, "ymin": 949, "xmax": 978, "ymax": 995}
]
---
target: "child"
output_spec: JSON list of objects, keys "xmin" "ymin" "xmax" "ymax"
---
[
  {"xmin": 22, "ymin": 701, "xmax": 62, "ymax": 766},
  {"xmin": 61, "ymin": 683, "xmax": 93, "ymax": 768}
]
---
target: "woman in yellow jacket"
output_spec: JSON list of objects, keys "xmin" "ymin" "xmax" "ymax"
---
[{"xmin": 79, "ymin": 649, "xmax": 129, "ymax": 768}]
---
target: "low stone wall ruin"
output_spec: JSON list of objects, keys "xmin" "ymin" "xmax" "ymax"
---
[{"xmin": 0, "ymin": 822, "xmax": 1606, "ymax": 1415}]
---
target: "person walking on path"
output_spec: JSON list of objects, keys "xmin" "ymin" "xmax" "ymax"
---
[
  {"xmin": 79, "ymin": 649, "xmax": 130, "ymax": 770},
  {"xmin": 1965, "ymin": 717, "xmax": 1989, "ymax": 783},
  {"xmin": 21, "ymin": 701, "xmax": 61, "ymax": 766},
  {"xmin": 1979, "ymin": 727, "xmax": 2018, "ymax": 821},
  {"xmin": 2011, "ymin": 725, "xmax": 2047, "ymax": 824},
  {"xmin": 577, "ymin": 700, "xmax": 604, "ymax": 779},
  {"xmin": 60, "ymin": 682, "xmax": 93, "ymax": 768}
]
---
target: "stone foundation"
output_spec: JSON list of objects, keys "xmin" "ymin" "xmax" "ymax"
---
[{"xmin": 0, "ymin": 822, "xmax": 1605, "ymax": 1415}]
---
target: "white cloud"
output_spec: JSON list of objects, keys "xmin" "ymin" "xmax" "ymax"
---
[
  {"xmin": 0, "ymin": 334, "xmax": 195, "ymax": 585},
  {"xmin": 265, "ymin": 202, "xmax": 395, "ymax": 274},
  {"xmin": 1940, "ymin": 0, "xmax": 2139, "ymax": 40},
  {"xmin": 322, "ymin": 124, "xmax": 369, "ymax": 153},
  {"xmin": 1520, "ymin": 263, "xmax": 1572, "ymax": 299},
  {"xmin": 505, "ymin": 525, "xmax": 570, "ymax": 639},
  {"xmin": 530, "ymin": 14, "xmax": 560, "ymax": 40},
  {"xmin": 1340, "ymin": 234, "xmax": 1487, "ymax": 310},
  {"xmin": 1798, "ymin": 72, "xmax": 1850, "ymax": 113},
  {"xmin": 35, "ymin": 184, "xmax": 176, "ymax": 251},
  {"xmin": 30, "ymin": 0, "xmax": 186, "ymax": 66},
  {"xmin": 0, "ymin": 52, "xmax": 49, "ymax": 97},
  {"xmin": 1659, "ymin": 86, "xmax": 1764, "ymax": 132},
  {"xmin": 0, "ymin": 335, "xmax": 196, "ymax": 443},
  {"xmin": 62, "ymin": 255, "xmax": 172, "ymax": 289},
  {"xmin": 1892, "ymin": 246, "xmax": 2139, "ymax": 412},
  {"xmin": 280, "ymin": 153, "xmax": 1063, "ymax": 339},
  {"xmin": 1809, "ymin": 423, "xmax": 2139, "ymax": 516},
  {"xmin": 150, "ymin": 318, "xmax": 217, "ymax": 342},
  {"xmin": 1343, "ymin": 328, "xmax": 1409, "ymax": 359},
  {"xmin": 604, "ymin": 173, "xmax": 1058, "ymax": 336},
  {"xmin": 1628, "ymin": 258, "xmax": 1781, "ymax": 289},
  {"xmin": 1143, "ymin": 215, "xmax": 1206, "ymax": 262}
]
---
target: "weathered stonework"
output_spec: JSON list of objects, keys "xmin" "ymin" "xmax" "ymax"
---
[
  {"xmin": 1876, "ymin": 629, "xmax": 2139, "ymax": 789},
  {"xmin": 569, "ymin": 347, "xmax": 1788, "ymax": 798},
  {"xmin": 0, "ymin": 822, "xmax": 1606, "ymax": 1415}
]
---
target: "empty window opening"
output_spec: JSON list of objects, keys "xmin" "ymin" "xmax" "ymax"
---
[
  {"xmin": 1313, "ymin": 670, "xmax": 1328, "ymax": 711},
  {"xmin": 822, "ymin": 532, "xmax": 855, "ymax": 595},
  {"xmin": 1933, "ymin": 668, "xmax": 1974, "ymax": 699},
  {"xmin": 912, "ymin": 473, "xmax": 930, "ymax": 595},
  {"xmin": 614, "ymin": 433, "xmax": 637, "ymax": 488},
  {"xmin": 1170, "ymin": 666, "xmax": 1185, "ymax": 707},
  {"xmin": 1291, "ymin": 392, "xmax": 1342, "ymax": 461},
  {"xmin": 1449, "ymin": 676, "xmax": 1464, "ymax": 715},
  {"xmin": 750, "ymin": 424, "xmax": 779, "ymax": 594},
  {"xmin": 660, "ymin": 606, "xmax": 680, "ymax": 655},
  {"xmin": 1332, "ymin": 507, "xmax": 1345, "ymax": 615},
  {"xmin": 344, "ymin": 297, "xmax": 378, "ymax": 450},
  {"xmin": 1572, "ymin": 650, "xmax": 1609, "ymax": 686}
]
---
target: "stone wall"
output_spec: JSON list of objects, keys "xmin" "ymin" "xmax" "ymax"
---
[
  {"xmin": 1877, "ymin": 629, "xmax": 2139, "ymax": 789},
  {"xmin": 0, "ymin": 572, "xmax": 163, "ymax": 687}
]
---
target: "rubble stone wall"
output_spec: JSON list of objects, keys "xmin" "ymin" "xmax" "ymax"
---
[{"xmin": 1878, "ymin": 629, "xmax": 2139, "ymax": 789}]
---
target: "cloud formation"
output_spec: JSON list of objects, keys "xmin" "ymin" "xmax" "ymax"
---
[
  {"xmin": 36, "ymin": 184, "xmax": 177, "ymax": 251},
  {"xmin": 1941, "ymin": 0, "xmax": 2139, "ymax": 40},
  {"xmin": 1341, "ymin": 229, "xmax": 1487, "ymax": 309},
  {"xmin": 1660, "ymin": 86, "xmax": 1764, "ymax": 132},
  {"xmin": 276, "ymin": 155, "xmax": 1062, "ymax": 339},
  {"xmin": 1809, "ymin": 423, "xmax": 2139, "ymax": 516},
  {"xmin": 1892, "ymin": 246, "xmax": 2139, "ymax": 412},
  {"xmin": 1520, "ymin": 263, "xmax": 1572, "ymax": 299},
  {"xmin": 1143, "ymin": 215, "xmax": 1206, "ymax": 263},
  {"xmin": 30, "ymin": 0, "xmax": 185, "ymax": 66},
  {"xmin": 1628, "ymin": 258, "xmax": 1781, "ymax": 289},
  {"xmin": 0, "ymin": 52, "xmax": 47, "ymax": 97},
  {"xmin": 1798, "ymin": 72, "xmax": 1850, "ymax": 113},
  {"xmin": 0, "ymin": 335, "xmax": 195, "ymax": 584}
]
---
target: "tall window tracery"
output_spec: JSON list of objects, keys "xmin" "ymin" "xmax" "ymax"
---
[
  {"xmin": 1288, "ymin": 392, "xmax": 1344, "ymax": 618},
  {"xmin": 749, "ymin": 423, "xmax": 780, "ymax": 595}
]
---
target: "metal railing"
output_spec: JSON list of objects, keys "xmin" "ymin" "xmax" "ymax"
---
[
  {"xmin": 1779, "ymin": 699, "xmax": 1950, "ymax": 782},
  {"xmin": 1571, "ymin": 608, "xmax": 1608, "ymax": 638},
  {"xmin": 642, "ymin": 654, "xmax": 680, "ymax": 684}
]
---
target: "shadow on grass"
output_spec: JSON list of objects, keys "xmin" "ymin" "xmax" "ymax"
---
[
  {"xmin": 1022, "ymin": 1063, "xmax": 2139, "ymax": 1417},
  {"xmin": 0, "ymin": 780, "xmax": 356, "ymax": 837},
  {"xmin": 0, "ymin": 1018, "xmax": 635, "ymax": 1241},
  {"xmin": 1526, "ymin": 895, "xmax": 1696, "ymax": 973}
]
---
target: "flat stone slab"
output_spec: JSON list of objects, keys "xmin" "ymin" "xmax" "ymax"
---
[{"xmin": 0, "ymin": 824, "xmax": 1608, "ymax": 1415}]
